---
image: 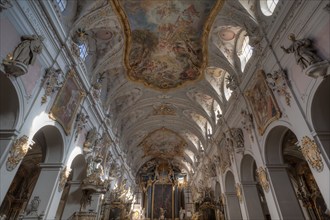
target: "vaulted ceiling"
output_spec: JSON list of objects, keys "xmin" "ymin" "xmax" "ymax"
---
[{"xmin": 61, "ymin": 0, "xmax": 259, "ymax": 178}]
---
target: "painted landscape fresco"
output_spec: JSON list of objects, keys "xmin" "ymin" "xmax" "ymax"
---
[{"xmin": 116, "ymin": 0, "xmax": 220, "ymax": 89}]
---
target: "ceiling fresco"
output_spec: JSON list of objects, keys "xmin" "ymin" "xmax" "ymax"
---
[
  {"xmin": 138, "ymin": 127, "xmax": 187, "ymax": 159},
  {"xmin": 68, "ymin": 0, "xmax": 260, "ymax": 178},
  {"xmin": 113, "ymin": 0, "xmax": 224, "ymax": 89}
]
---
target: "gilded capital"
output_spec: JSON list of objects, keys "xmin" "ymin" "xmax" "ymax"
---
[
  {"xmin": 256, "ymin": 166, "xmax": 270, "ymax": 192},
  {"xmin": 300, "ymin": 136, "xmax": 323, "ymax": 172},
  {"xmin": 6, "ymin": 135, "xmax": 33, "ymax": 171}
]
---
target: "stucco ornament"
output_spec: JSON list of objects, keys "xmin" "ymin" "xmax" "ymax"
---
[
  {"xmin": 256, "ymin": 166, "xmax": 270, "ymax": 192},
  {"xmin": 299, "ymin": 136, "xmax": 323, "ymax": 172},
  {"xmin": 3, "ymin": 35, "xmax": 44, "ymax": 77},
  {"xmin": 41, "ymin": 68, "xmax": 64, "ymax": 104},
  {"xmin": 25, "ymin": 196, "xmax": 43, "ymax": 218},
  {"xmin": 74, "ymin": 112, "xmax": 89, "ymax": 141},
  {"xmin": 235, "ymin": 183, "xmax": 243, "ymax": 203},
  {"xmin": 91, "ymin": 72, "xmax": 105, "ymax": 102},
  {"xmin": 83, "ymin": 127, "xmax": 98, "ymax": 152},
  {"xmin": 240, "ymin": 109, "xmax": 254, "ymax": 142},
  {"xmin": 281, "ymin": 33, "xmax": 329, "ymax": 78},
  {"xmin": 0, "ymin": 0, "xmax": 12, "ymax": 12},
  {"xmin": 266, "ymin": 70, "xmax": 292, "ymax": 106},
  {"xmin": 58, "ymin": 166, "xmax": 72, "ymax": 192},
  {"xmin": 6, "ymin": 135, "xmax": 33, "ymax": 171}
]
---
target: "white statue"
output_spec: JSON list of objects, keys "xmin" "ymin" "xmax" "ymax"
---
[
  {"xmin": 179, "ymin": 207, "xmax": 185, "ymax": 220},
  {"xmin": 159, "ymin": 208, "xmax": 165, "ymax": 220},
  {"xmin": 140, "ymin": 207, "xmax": 145, "ymax": 220},
  {"xmin": 12, "ymin": 35, "xmax": 44, "ymax": 65}
]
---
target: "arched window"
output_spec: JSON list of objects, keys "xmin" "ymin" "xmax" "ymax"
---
[
  {"xmin": 79, "ymin": 43, "xmax": 88, "ymax": 60},
  {"xmin": 56, "ymin": 0, "xmax": 67, "ymax": 12},
  {"xmin": 261, "ymin": 0, "xmax": 279, "ymax": 16},
  {"xmin": 238, "ymin": 36, "xmax": 253, "ymax": 72}
]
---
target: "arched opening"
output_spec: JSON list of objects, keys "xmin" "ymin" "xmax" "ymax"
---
[
  {"xmin": 265, "ymin": 126, "xmax": 328, "ymax": 219},
  {"xmin": 241, "ymin": 154, "xmax": 270, "ymax": 220},
  {"xmin": 311, "ymin": 76, "xmax": 330, "ymax": 162},
  {"xmin": 282, "ymin": 130, "xmax": 329, "ymax": 220},
  {"xmin": 0, "ymin": 73, "xmax": 20, "ymax": 158},
  {"xmin": 56, "ymin": 154, "xmax": 87, "ymax": 220},
  {"xmin": 0, "ymin": 137, "xmax": 42, "ymax": 218},
  {"xmin": 224, "ymin": 171, "xmax": 242, "ymax": 220}
]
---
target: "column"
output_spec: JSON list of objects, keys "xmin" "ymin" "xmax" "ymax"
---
[
  {"xmin": 23, "ymin": 163, "xmax": 63, "ymax": 220},
  {"xmin": 241, "ymin": 181, "xmax": 265, "ymax": 220},
  {"xmin": 61, "ymin": 181, "xmax": 83, "ymax": 220},
  {"xmin": 225, "ymin": 192, "xmax": 242, "ymax": 220},
  {"xmin": 267, "ymin": 165, "xmax": 304, "ymax": 219}
]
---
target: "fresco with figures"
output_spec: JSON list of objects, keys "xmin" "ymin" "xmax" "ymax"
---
[{"xmin": 113, "ymin": 0, "xmax": 223, "ymax": 89}]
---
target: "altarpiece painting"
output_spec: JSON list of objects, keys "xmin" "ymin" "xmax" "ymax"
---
[
  {"xmin": 49, "ymin": 70, "xmax": 85, "ymax": 134},
  {"xmin": 152, "ymin": 183, "xmax": 173, "ymax": 219},
  {"xmin": 245, "ymin": 70, "xmax": 281, "ymax": 135}
]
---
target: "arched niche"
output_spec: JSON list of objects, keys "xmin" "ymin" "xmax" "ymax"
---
[
  {"xmin": 311, "ymin": 76, "xmax": 330, "ymax": 162},
  {"xmin": 224, "ymin": 171, "xmax": 242, "ymax": 220},
  {"xmin": 56, "ymin": 154, "xmax": 87, "ymax": 220},
  {"xmin": 0, "ymin": 73, "xmax": 21, "ymax": 158},
  {"xmin": 33, "ymin": 125, "xmax": 64, "ymax": 163},
  {"xmin": 0, "ymin": 73, "xmax": 19, "ymax": 130},
  {"xmin": 241, "ymin": 154, "xmax": 270, "ymax": 220},
  {"xmin": 264, "ymin": 126, "xmax": 305, "ymax": 219}
]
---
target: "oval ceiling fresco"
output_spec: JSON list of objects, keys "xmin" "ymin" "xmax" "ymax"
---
[{"xmin": 113, "ymin": 0, "xmax": 224, "ymax": 89}]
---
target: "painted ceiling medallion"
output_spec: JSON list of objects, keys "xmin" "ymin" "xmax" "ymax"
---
[{"xmin": 113, "ymin": 0, "xmax": 224, "ymax": 89}]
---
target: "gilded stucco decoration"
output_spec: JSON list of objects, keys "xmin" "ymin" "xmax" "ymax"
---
[
  {"xmin": 139, "ymin": 127, "xmax": 187, "ymax": 159},
  {"xmin": 83, "ymin": 127, "xmax": 99, "ymax": 153},
  {"xmin": 300, "ymin": 136, "xmax": 324, "ymax": 172},
  {"xmin": 113, "ymin": 0, "xmax": 224, "ymax": 89},
  {"xmin": 58, "ymin": 166, "xmax": 72, "ymax": 192},
  {"xmin": 256, "ymin": 166, "xmax": 270, "ymax": 193},
  {"xmin": 235, "ymin": 183, "xmax": 243, "ymax": 203},
  {"xmin": 153, "ymin": 103, "xmax": 176, "ymax": 116},
  {"xmin": 6, "ymin": 135, "xmax": 33, "ymax": 171},
  {"xmin": 41, "ymin": 68, "xmax": 64, "ymax": 104},
  {"xmin": 219, "ymin": 141, "xmax": 231, "ymax": 173},
  {"xmin": 240, "ymin": 109, "xmax": 254, "ymax": 142},
  {"xmin": 265, "ymin": 70, "xmax": 292, "ymax": 106},
  {"xmin": 74, "ymin": 112, "xmax": 89, "ymax": 141}
]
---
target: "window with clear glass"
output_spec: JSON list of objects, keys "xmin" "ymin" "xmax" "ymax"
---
[
  {"xmin": 238, "ymin": 36, "xmax": 253, "ymax": 72},
  {"xmin": 56, "ymin": 0, "xmax": 67, "ymax": 12},
  {"xmin": 79, "ymin": 44, "xmax": 88, "ymax": 60},
  {"xmin": 261, "ymin": 0, "xmax": 279, "ymax": 16}
]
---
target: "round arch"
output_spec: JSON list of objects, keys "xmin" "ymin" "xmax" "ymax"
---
[
  {"xmin": 32, "ymin": 125, "xmax": 64, "ymax": 163},
  {"xmin": 310, "ymin": 76, "xmax": 330, "ymax": 163},
  {"xmin": 224, "ymin": 171, "xmax": 242, "ymax": 220}
]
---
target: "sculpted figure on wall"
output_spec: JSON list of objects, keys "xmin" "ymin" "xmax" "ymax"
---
[
  {"xmin": 3, "ymin": 35, "xmax": 44, "ymax": 76},
  {"xmin": 281, "ymin": 33, "xmax": 329, "ymax": 78},
  {"xmin": 12, "ymin": 35, "xmax": 44, "ymax": 65},
  {"xmin": 83, "ymin": 127, "xmax": 98, "ymax": 152}
]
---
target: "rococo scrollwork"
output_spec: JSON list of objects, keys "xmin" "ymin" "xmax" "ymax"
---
[
  {"xmin": 300, "ymin": 136, "xmax": 324, "ymax": 172},
  {"xmin": 58, "ymin": 166, "xmax": 72, "ymax": 192},
  {"xmin": 235, "ymin": 183, "xmax": 243, "ymax": 203},
  {"xmin": 256, "ymin": 166, "xmax": 270, "ymax": 193},
  {"xmin": 6, "ymin": 135, "xmax": 33, "ymax": 171}
]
